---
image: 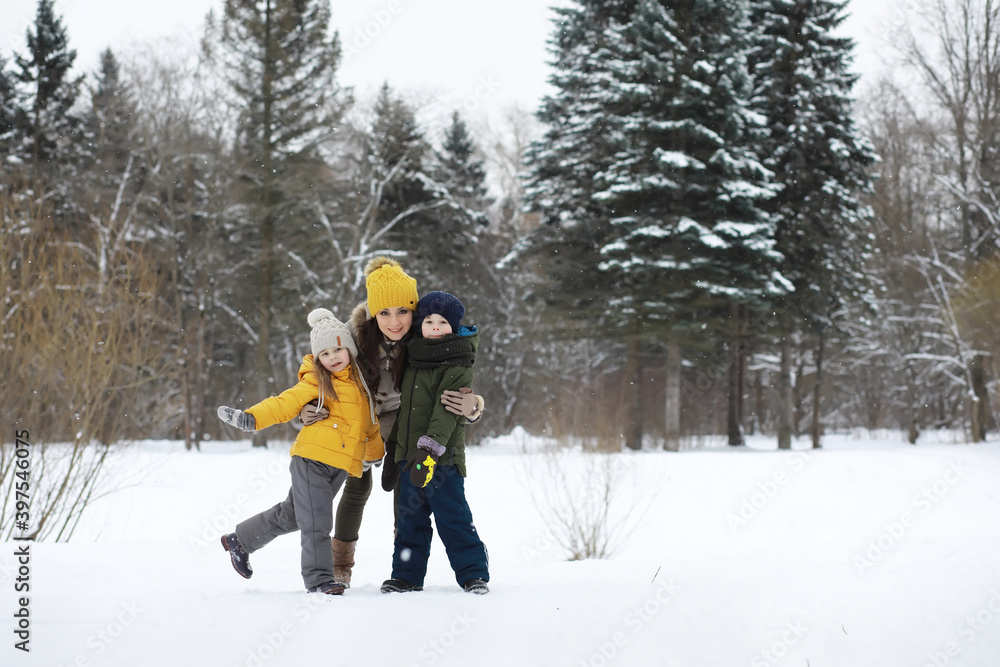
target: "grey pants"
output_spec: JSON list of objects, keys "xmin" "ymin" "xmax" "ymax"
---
[{"xmin": 235, "ymin": 456, "xmax": 348, "ymax": 590}]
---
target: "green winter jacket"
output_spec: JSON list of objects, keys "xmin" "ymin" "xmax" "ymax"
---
[{"xmin": 389, "ymin": 326, "xmax": 478, "ymax": 477}]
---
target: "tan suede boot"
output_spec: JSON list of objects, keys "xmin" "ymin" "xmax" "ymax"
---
[{"xmin": 332, "ymin": 538, "xmax": 356, "ymax": 589}]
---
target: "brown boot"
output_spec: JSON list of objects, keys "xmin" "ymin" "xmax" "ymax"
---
[{"xmin": 332, "ymin": 538, "xmax": 356, "ymax": 589}]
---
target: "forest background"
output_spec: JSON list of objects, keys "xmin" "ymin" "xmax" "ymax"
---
[{"xmin": 2, "ymin": 0, "xmax": 998, "ymax": 466}]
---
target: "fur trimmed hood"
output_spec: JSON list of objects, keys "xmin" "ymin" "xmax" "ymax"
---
[{"xmin": 349, "ymin": 300, "xmax": 370, "ymax": 336}]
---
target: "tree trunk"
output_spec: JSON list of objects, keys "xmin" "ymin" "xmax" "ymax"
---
[
  {"xmin": 777, "ymin": 323, "xmax": 793, "ymax": 450},
  {"xmin": 664, "ymin": 337, "xmax": 681, "ymax": 451},
  {"xmin": 182, "ymin": 356, "xmax": 194, "ymax": 451},
  {"xmin": 970, "ymin": 353, "xmax": 993, "ymax": 441},
  {"xmin": 793, "ymin": 354, "xmax": 805, "ymax": 437},
  {"xmin": 811, "ymin": 330, "xmax": 825, "ymax": 449},
  {"xmin": 905, "ymin": 364, "xmax": 920, "ymax": 444},
  {"xmin": 739, "ymin": 326, "xmax": 746, "ymax": 430},
  {"xmin": 969, "ymin": 393, "xmax": 982, "ymax": 443},
  {"xmin": 750, "ymin": 370, "xmax": 763, "ymax": 435},
  {"xmin": 253, "ymin": 213, "xmax": 275, "ymax": 449},
  {"xmin": 253, "ymin": 0, "xmax": 276, "ymax": 449},
  {"xmin": 907, "ymin": 412, "xmax": 920, "ymax": 444},
  {"xmin": 727, "ymin": 304, "xmax": 744, "ymax": 446},
  {"xmin": 623, "ymin": 320, "xmax": 643, "ymax": 451},
  {"xmin": 193, "ymin": 282, "xmax": 208, "ymax": 450}
]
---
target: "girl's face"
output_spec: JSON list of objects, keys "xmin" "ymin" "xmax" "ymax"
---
[
  {"xmin": 421, "ymin": 313, "xmax": 452, "ymax": 339},
  {"xmin": 375, "ymin": 307, "xmax": 413, "ymax": 341},
  {"xmin": 317, "ymin": 347, "xmax": 351, "ymax": 373}
]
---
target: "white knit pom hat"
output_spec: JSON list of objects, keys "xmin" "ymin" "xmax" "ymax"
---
[{"xmin": 308, "ymin": 308, "xmax": 357, "ymax": 357}]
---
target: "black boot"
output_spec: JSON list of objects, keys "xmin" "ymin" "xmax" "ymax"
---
[
  {"xmin": 307, "ymin": 581, "xmax": 346, "ymax": 595},
  {"xmin": 462, "ymin": 578, "xmax": 489, "ymax": 595},
  {"xmin": 221, "ymin": 533, "xmax": 253, "ymax": 579},
  {"xmin": 380, "ymin": 578, "xmax": 422, "ymax": 593}
]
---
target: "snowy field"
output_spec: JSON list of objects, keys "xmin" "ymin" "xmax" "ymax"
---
[{"xmin": 3, "ymin": 428, "xmax": 1000, "ymax": 667}]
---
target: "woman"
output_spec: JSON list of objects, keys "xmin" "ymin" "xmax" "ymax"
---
[{"xmin": 298, "ymin": 257, "xmax": 484, "ymax": 588}]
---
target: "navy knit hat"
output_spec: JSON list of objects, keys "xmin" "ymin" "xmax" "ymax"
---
[{"xmin": 416, "ymin": 291, "xmax": 465, "ymax": 334}]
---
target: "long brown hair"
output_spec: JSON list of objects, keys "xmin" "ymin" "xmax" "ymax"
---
[
  {"xmin": 356, "ymin": 315, "xmax": 411, "ymax": 394},
  {"xmin": 312, "ymin": 351, "xmax": 360, "ymax": 407}
]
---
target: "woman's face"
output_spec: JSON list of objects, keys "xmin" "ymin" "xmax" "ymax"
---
[{"xmin": 375, "ymin": 307, "xmax": 413, "ymax": 341}]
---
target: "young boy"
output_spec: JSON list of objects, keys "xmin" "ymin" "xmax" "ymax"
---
[{"xmin": 380, "ymin": 291, "xmax": 490, "ymax": 595}]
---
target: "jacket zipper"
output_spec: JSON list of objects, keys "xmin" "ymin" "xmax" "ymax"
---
[{"xmin": 403, "ymin": 369, "xmax": 418, "ymax": 455}]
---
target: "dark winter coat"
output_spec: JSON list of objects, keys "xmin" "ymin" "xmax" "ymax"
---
[{"xmin": 389, "ymin": 326, "xmax": 478, "ymax": 477}]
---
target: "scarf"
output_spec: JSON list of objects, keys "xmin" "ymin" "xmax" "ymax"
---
[{"xmin": 406, "ymin": 332, "xmax": 476, "ymax": 369}]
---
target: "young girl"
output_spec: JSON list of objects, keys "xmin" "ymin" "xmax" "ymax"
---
[
  {"xmin": 217, "ymin": 308, "xmax": 383, "ymax": 595},
  {"xmin": 380, "ymin": 291, "xmax": 490, "ymax": 595}
]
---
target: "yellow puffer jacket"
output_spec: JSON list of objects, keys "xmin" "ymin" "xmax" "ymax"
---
[{"xmin": 246, "ymin": 355, "xmax": 383, "ymax": 477}]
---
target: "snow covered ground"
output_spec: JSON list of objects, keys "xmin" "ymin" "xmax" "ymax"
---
[{"xmin": 3, "ymin": 428, "xmax": 1000, "ymax": 667}]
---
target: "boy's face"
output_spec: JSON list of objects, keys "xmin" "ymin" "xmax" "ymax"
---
[
  {"xmin": 375, "ymin": 307, "xmax": 413, "ymax": 341},
  {"xmin": 317, "ymin": 347, "xmax": 351, "ymax": 373},
  {"xmin": 421, "ymin": 313, "xmax": 452, "ymax": 339}
]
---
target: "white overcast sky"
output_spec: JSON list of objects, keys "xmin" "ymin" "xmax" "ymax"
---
[{"xmin": 0, "ymin": 0, "xmax": 899, "ymax": 125}]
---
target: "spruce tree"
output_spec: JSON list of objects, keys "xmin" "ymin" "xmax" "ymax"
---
[
  {"xmin": 521, "ymin": 0, "xmax": 637, "ymax": 332},
  {"xmin": 596, "ymin": 0, "xmax": 790, "ymax": 448},
  {"xmin": 12, "ymin": 0, "xmax": 84, "ymax": 185},
  {"xmin": 361, "ymin": 86, "xmax": 486, "ymax": 290},
  {"xmin": 433, "ymin": 110, "xmax": 489, "ymax": 256},
  {"xmin": 205, "ymin": 0, "xmax": 349, "ymax": 446},
  {"xmin": 0, "ymin": 55, "xmax": 20, "ymax": 169},
  {"xmin": 86, "ymin": 49, "xmax": 135, "ymax": 171},
  {"xmin": 366, "ymin": 82, "xmax": 435, "ymax": 242},
  {"xmin": 595, "ymin": 0, "xmax": 787, "ymax": 324},
  {"xmin": 81, "ymin": 48, "xmax": 140, "ymax": 213},
  {"xmin": 520, "ymin": 0, "xmax": 656, "ymax": 449},
  {"xmin": 748, "ymin": 0, "xmax": 875, "ymax": 320},
  {"xmin": 748, "ymin": 0, "xmax": 876, "ymax": 447},
  {"xmin": 437, "ymin": 110, "xmax": 488, "ymax": 222}
]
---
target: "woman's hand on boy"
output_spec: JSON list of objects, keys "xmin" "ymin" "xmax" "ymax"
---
[
  {"xmin": 218, "ymin": 406, "xmax": 256, "ymax": 432},
  {"xmin": 299, "ymin": 401, "xmax": 329, "ymax": 425},
  {"xmin": 441, "ymin": 388, "xmax": 484, "ymax": 419}
]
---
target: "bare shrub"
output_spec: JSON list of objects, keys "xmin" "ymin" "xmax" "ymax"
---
[
  {"xmin": 0, "ymin": 189, "xmax": 175, "ymax": 540},
  {"xmin": 0, "ymin": 439, "xmax": 117, "ymax": 541},
  {"xmin": 519, "ymin": 406, "xmax": 658, "ymax": 561}
]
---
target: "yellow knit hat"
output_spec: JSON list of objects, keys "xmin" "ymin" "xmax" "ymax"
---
[{"xmin": 365, "ymin": 257, "xmax": 418, "ymax": 315}]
